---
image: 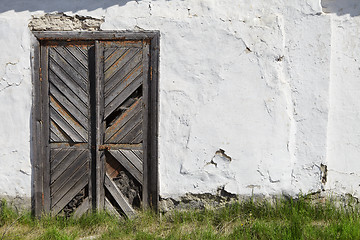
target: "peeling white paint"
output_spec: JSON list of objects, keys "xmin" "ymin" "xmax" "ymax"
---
[{"xmin": 0, "ymin": 0, "xmax": 360, "ymax": 204}]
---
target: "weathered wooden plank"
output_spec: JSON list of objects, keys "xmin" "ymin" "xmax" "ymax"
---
[
  {"xmin": 50, "ymin": 129, "xmax": 63, "ymax": 142},
  {"xmin": 51, "ymin": 162, "xmax": 89, "ymax": 206},
  {"xmin": 95, "ymin": 41, "xmax": 105, "ymax": 210},
  {"xmin": 104, "ymin": 76, "xmax": 143, "ymax": 120},
  {"xmin": 41, "ymin": 45, "xmax": 51, "ymax": 213},
  {"xmin": 104, "ymin": 48, "xmax": 140, "ymax": 85},
  {"xmin": 50, "ymin": 148, "xmax": 72, "ymax": 164},
  {"xmin": 33, "ymin": 31, "xmax": 159, "ymax": 41},
  {"xmin": 50, "ymin": 83, "xmax": 89, "ymax": 130},
  {"xmin": 103, "ymin": 41, "xmax": 143, "ymax": 49},
  {"xmin": 51, "ymin": 149, "xmax": 82, "ymax": 173},
  {"xmin": 53, "ymin": 46, "xmax": 88, "ymax": 80},
  {"xmin": 131, "ymin": 131, "xmax": 143, "ymax": 144},
  {"xmin": 105, "ymin": 197, "xmax": 121, "ymax": 219},
  {"xmin": 104, "ymin": 98, "xmax": 142, "ymax": 142},
  {"xmin": 32, "ymin": 39, "xmax": 43, "ymax": 217},
  {"xmin": 104, "ymin": 47, "xmax": 129, "ymax": 72},
  {"xmin": 51, "ymin": 149, "xmax": 86, "ymax": 176},
  {"xmin": 120, "ymin": 121, "xmax": 143, "ymax": 144},
  {"xmin": 109, "ymin": 150, "xmax": 143, "ymax": 184},
  {"xmin": 132, "ymin": 150, "xmax": 144, "ymax": 161},
  {"xmin": 109, "ymin": 110, "xmax": 142, "ymax": 143},
  {"xmin": 51, "ymin": 152, "xmax": 88, "ymax": 193},
  {"xmin": 50, "ymin": 120, "xmax": 69, "ymax": 142},
  {"xmin": 66, "ymin": 46, "xmax": 89, "ymax": 70},
  {"xmin": 148, "ymin": 33, "xmax": 160, "ymax": 210},
  {"xmin": 49, "ymin": 56, "xmax": 88, "ymax": 105},
  {"xmin": 77, "ymin": 45, "xmax": 89, "ymax": 58},
  {"xmin": 48, "ymin": 70, "xmax": 89, "ymax": 117},
  {"xmin": 51, "ymin": 173, "xmax": 88, "ymax": 215},
  {"xmin": 87, "ymin": 45, "xmax": 95, "ymax": 211},
  {"xmin": 49, "ymin": 48, "xmax": 88, "ymax": 93},
  {"xmin": 105, "ymin": 64, "xmax": 143, "ymax": 109},
  {"xmin": 73, "ymin": 197, "xmax": 90, "ymax": 218},
  {"xmin": 105, "ymin": 49, "xmax": 142, "ymax": 94},
  {"xmin": 50, "ymin": 104, "xmax": 87, "ymax": 142},
  {"xmin": 141, "ymin": 41, "xmax": 150, "ymax": 208},
  {"xmin": 104, "ymin": 174, "xmax": 135, "ymax": 218},
  {"xmin": 50, "ymin": 143, "xmax": 88, "ymax": 149},
  {"xmin": 50, "ymin": 148, "xmax": 62, "ymax": 160},
  {"xmin": 120, "ymin": 150, "xmax": 143, "ymax": 173},
  {"xmin": 104, "ymin": 47, "xmax": 118, "ymax": 60},
  {"xmin": 99, "ymin": 143, "xmax": 143, "ymax": 151}
]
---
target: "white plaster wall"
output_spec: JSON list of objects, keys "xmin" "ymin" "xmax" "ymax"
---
[
  {"xmin": 324, "ymin": 0, "xmax": 360, "ymax": 197},
  {"xmin": 0, "ymin": 0, "xmax": 346, "ymax": 201}
]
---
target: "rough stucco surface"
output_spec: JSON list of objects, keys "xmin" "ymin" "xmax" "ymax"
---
[
  {"xmin": 0, "ymin": 0, "xmax": 359, "ymax": 205},
  {"xmin": 324, "ymin": 0, "xmax": 360, "ymax": 197}
]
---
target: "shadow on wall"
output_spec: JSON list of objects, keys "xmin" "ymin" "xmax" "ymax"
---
[
  {"xmin": 0, "ymin": 0, "xmax": 170, "ymax": 13},
  {"xmin": 322, "ymin": 0, "xmax": 360, "ymax": 16}
]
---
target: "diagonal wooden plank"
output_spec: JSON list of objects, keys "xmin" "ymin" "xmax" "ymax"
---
[
  {"xmin": 52, "ymin": 47, "xmax": 88, "ymax": 83},
  {"xmin": 50, "ymin": 148, "xmax": 62, "ymax": 161},
  {"xmin": 50, "ymin": 120, "xmax": 69, "ymax": 142},
  {"xmin": 77, "ymin": 45, "xmax": 89, "ymax": 58},
  {"xmin": 49, "ymin": 58, "xmax": 88, "ymax": 106},
  {"xmin": 132, "ymin": 150, "xmax": 143, "ymax": 161},
  {"xmin": 108, "ymin": 110, "xmax": 142, "ymax": 143},
  {"xmin": 104, "ymin": 75, "xmax": 143, "ymax": 119},
  {"xmin": 104, "ymin": 48, "xmax": 140, "ymax": 83},
  {"xmin": 50, "ymin": 128, "xmax": 64, "ymax": 143},
  {"xmin": 108, "ymin": 150, "xmax": 143, "ymax": 184},
  {"xmin": 104, "ymin": 98, "xmax": 142, "ymax": 142},
  {"xmin": 50, "ymin": 83, "xmax": 88, "ymax": 130},
  {"xmin": 49, "ymin": 48, "xmax": 88, "ymax": 93},
  {"xmin": 50, "ymin": 148, "xmax": 71, "ymax": 163},
  {"xmin": 66, "ymin": 46, "xmax": 89, "ymax": 70},
  {"xmin": 48, "ymin": 70, "xmax": 88, "ymax": 117},
  {"xmin": 73, "ymin": 197, "xmax": 90, "ymax": 218},
  {"xmin": 51, "ymin": 173, "xmax": 88, "ymax": 215},
  {"xmin": 50, "ymin": 97, "xmax": 88, "ymax": 142},
  {"xmin": 105, "ymin": 197, "xmax": 121, "ymax": 219},
  {"xmin": 51, "ymin": 150, "xmax": 88, "ymax": 193},
  {"xmin": 51, "ymin": 148, "xmax": 81, "ymax": 172},
  {"xmin": 51, "ymin": 161, "xmax": 89, "ymax": 206},
  {"xmin": 120, "ymin": 120, "xmax": 142, "ymax": 144},
  {"xmin": 51, "ymin": 149, "xmax": 86, "ymax": 177},
  {"xmin": 50, "ymin": 108, "xmax": 85, "ymax": 143},
  {"xmin": 105, "ymin": 63, "xmax": 143, "ymax": 106},
  {"xmin": 104, "ymin": 47, "xmax": 117, "ymax": 60},
  {"xmin": 104, "ymin": 47, "xmax": 129, "ymax": 72},
  {"xmin": 104, "ymin": 173, "xmax": 135, "ymax": 218},
  {"xmin": 120, "ymin": 150, "xmax": 143, "ymax": 173},
  {"xmin": 131, "ymin": 131, "xmax": 143, "ymax": 144},
  {"xmin": 105, "ymin": 50, "xmax": 142, "ymax": 95}
]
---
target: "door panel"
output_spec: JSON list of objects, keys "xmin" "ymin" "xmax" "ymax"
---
[
  {"xmin": 100, "ymin": 41, "xmax": 149, "ymax": 217},
  {"xmin": 46, "ymin": 43, "xmax": 92, "ymax": 216}
]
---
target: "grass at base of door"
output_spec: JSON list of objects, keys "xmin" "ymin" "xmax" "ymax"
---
[{"xmin": 1, "ymin": 196, "xmax": 360, "ymax": 240}]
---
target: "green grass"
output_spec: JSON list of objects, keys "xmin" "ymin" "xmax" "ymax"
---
[{"xmin": 1, "ymin": 196, "xmax": 360, "ymax": 239}]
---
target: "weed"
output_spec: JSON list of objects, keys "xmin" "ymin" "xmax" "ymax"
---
[{"xmin": 1, "ymin": 196, "xmax": 360, "ymax": 239}]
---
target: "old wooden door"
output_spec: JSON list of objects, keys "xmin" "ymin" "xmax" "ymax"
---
[{"xmin": 32, "ymin": 32, "xmax": 159, "ymax": 218}]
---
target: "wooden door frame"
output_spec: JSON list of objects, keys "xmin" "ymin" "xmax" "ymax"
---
[{"xmin": 31, "ymin": 31, "xmax": 160, "ymax": 217}]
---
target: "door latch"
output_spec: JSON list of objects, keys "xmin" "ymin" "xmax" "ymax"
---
[{"xmin": 98, "ymin": 145, "xmax": 110, "ymax": 151}]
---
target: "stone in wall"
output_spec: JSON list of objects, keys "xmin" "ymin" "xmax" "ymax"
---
[{"xmin": 28, "ymin": 13, "xmax": 104, "ymax": 31}]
